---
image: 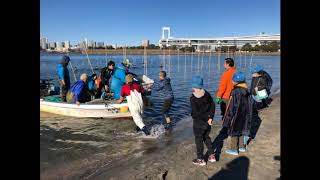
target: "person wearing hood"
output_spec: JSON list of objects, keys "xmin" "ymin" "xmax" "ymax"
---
[
  {"xmin": 190, "ymin": 76, "xmax": 216, "ymax": 166},
  {"xmin": 223, "ymin": 72, "xmax": 252, "ymax": 156},
  {"xmin": 250, "ymin": 64, "xmax": 273, "ymax": 109},
  {"xmin": 87, "ymin": 73, "xmax": 97, "ymax": 100},
  {"xmin": 110, "ymin": 59, "xmax": 131, "ymax": 100},
  {"xmin": 152, "ymin": 71, "xmax": 174, "ymax": 129},
  {"xmin": 57, "ymin": 55, "xmax": 71, "ymax": 102}
]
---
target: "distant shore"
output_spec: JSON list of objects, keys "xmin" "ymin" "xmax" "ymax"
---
[{"xmin": 42, "ymin": 49, "xmax": 280, "ymax": 56}]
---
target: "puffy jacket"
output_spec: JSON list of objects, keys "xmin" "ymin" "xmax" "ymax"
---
[
  {"xmin": 87, "ymin": 78, "xmax": 96, "ymax": 92},
  {"xmin": 152, "ymin": 78, "xmax": 174, "ymax": 100},
  {"xmin": 250, "ymin": 71, "xmax": 273, "ymax": 96},
  {"xmin": 190, "ymin": 90, "xmax": 215, "ymax": 129},
  {"xmin": 110, "ymin": 63, "xmax": 128, "ymax": 100},
  {"xmin": 57, "ymin": 64, "xmax": 70, "ymax": 86},
  {"xmin": 68, "ymin": 80, "xmax": 89, "ymax": 103},
  {"xmin": 217, "ymin": 67, "xmax": 237, "ymax": 100},
  {"xmin": 223, "ymin": 83, "xmax": 252, "ymax": 137}
]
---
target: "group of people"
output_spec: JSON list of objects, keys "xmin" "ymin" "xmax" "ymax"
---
[
  {"xmin": 57, "ymin": 55, "xmax": 174, "ymax": 136},
  {"xmin": 57, "ymin": 55, "xmax": 273, "ymax": 166},
  {"xmin": 190, "ymin": 57, "xmax": 272, "ymax": 166}
]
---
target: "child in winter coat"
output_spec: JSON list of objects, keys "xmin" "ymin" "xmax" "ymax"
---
[{"xmin": 190, "ymin": 76, "xmax": 216, "ymax": 166}]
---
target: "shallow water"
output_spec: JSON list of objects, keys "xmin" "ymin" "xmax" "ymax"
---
[{"xmin": 40, "ymin": 52, "xmax": 280, "ymax": 179}]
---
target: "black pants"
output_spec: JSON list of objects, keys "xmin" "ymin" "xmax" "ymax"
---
[
  {"xmin": 194, "ymin": 126, "xmax": 213, "ymax": 159},
  {"xmin": 60, "ymin": 84, "xmax": 69, "ymax": 102},
  {"xmin": 220, "ymin": 101, "xmax": 227, "ymax": 119},
  {"xmin": 161, "ymin": 98, "xmax": 173, "ymax": 122}
]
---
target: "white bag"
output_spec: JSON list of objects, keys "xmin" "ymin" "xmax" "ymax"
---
[
  {"xmin": 253, "ymin": 78, "xmax": 268, "ymax": 101},
  {"xmin": 256, "ymin": 89, "xmax": 268, "ymax": 100}
]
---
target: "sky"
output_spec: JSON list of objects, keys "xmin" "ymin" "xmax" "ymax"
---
[{"xmin": 40, "ymin": 0, "xmax": 280, "ymax": 46}]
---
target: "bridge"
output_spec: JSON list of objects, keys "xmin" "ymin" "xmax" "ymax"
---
[{"xmin": 158, "ymin": 27, "xmax": 280, "ymax": 51}]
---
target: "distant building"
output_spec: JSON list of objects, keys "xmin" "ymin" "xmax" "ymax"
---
[
  {"xmin": 49, "ymin": 42, "xmax": 56, "ymax": 49},
  {"xmin": 64, "ymin": 41, "xmax": 70, "ymax": 49},
  {"xmin": 40, "ymin": 37, "xmax": 48, "ymax": 49},
  {"xmin": 88, "ymin": 40, "xmax": 96, "ymax": 48},
  {"xmin": 56, "ymin": 42, "xmax": 64, "ymax": 51},
  {"xmin": 142, "ymin": 40, "xmax": 149, "ymax": 47},
  {"xmin": 97, "ymin": 42, "xmax": 104, "ymax": 48}
]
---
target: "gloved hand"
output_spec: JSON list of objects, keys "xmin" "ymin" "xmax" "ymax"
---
[{"xmin": 215, "ymin": 97, "xmax": 222, "ymax": 104}]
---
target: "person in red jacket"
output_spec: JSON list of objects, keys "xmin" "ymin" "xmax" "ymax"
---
[{"xmin": 216, "ymin": 58, "xmax": 237, "ymax": 120}]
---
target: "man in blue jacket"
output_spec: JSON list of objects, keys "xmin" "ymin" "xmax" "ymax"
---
[
  {"xmin": 110, "ymin": 59, "xmax": 131, "ymax": 100},
  {"xmin": 67, "ymin": 73, "xmax": 90, "ymax": 105},
  {"xmin": 152, "ymin": 71, "xmax": 174, "ymax": 129},
  {"xmin": 57, "ymin": 55, "xmax": 71, "ymax": 102}
]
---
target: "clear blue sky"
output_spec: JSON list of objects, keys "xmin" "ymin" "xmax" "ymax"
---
[{"xmin": 40, "ymin": 0, "xmax": 280, "ymax": 46}]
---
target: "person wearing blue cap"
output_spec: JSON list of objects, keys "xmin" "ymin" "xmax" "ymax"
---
[
  {"xmin": 57, "ymin": 55, "xmax": 71, "ymax": 102},
  {"xmin": 250, "ymin": 64, "xmax": 273, "ymax": 109},
  {"xmin": 190, "ymin": 76, "xmax": 216, "ymax": 166},
  {"xmin": 223, "ymin": 72, "xmax": 252, "ymax": 156}
]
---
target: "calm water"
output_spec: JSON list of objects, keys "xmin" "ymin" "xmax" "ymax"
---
[{"xmin": 40, "ymin": 52, "xmax": 280, "ymax": 179}]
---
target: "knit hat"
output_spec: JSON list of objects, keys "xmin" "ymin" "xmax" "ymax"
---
[
  {"xmin": 191, "ymin": 76, "xmax": 203, "ymax": 89},
  {"xmin": 125, "ymin": 74, "xmax": 134, "ymax": 83},
  {"xmin": 122, "ymin": 59, "xmax": 132, "ymax": 67}
]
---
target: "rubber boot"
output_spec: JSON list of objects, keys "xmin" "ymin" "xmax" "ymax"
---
[
  {"xmin": 164, "ymin": 116, "xmax": 171, "ymax": 130},
  {"xmin": 141, "ymin": 126, "xmax": 150, "ymax": 136}
]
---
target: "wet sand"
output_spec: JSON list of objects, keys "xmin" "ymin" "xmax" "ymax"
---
[
  {"xmin": 91, "ymin": 95, "xmax": 280, "ymax": 180},
  {"xmin": 41, "ymin": 95, "xmax": 280, "ymax": 179}
]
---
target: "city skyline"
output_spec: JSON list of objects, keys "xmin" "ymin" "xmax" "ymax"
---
[{"xmin": 40, "ymin": 0, "xmax": 280, "ymax": 46}]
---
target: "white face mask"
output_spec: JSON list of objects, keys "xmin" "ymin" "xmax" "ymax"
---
[{"xmin": 193, "ymin": 88, "xmax": 205, "ymax": 98}]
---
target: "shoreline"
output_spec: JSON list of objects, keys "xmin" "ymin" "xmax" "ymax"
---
[
  {"xmin": 92, "ymin": 95, "xmax": 280, "ymax": 179},
  {"xmin": 41, "ymin": 50, "xmax": 280, "ymax": 56}
]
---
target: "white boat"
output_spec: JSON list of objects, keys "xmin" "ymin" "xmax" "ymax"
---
[
  {"xmin": 40, "ymin": 98, "xmax": 131, "ymax": 118},
  {"xmin": 40, "ymin": 75, "xmax": 154, "ymax": 118}
]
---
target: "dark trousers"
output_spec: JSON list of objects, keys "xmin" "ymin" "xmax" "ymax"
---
[
  {"xmin": 220, "ymin": 100, "xmax": 227, "ymax": 119},
  {"xmin": 161, "ymin": 98, "xmax": 173, "ymax": 123},
  {"xmin": 60, "ymin": 84, "xmax": 69, "ymax": 102},
  {"xmin": 194, "ymin": 126, "xmax": 213, "ymax": 159}
]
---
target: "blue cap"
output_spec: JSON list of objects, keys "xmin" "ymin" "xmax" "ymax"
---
[
  {"xmin": 232, "ymin": 72, "xmax": 246, "ymax": 82},
  {"xmin": 192, "ymin": 76, "xmax": 203, "ymax": 88},
  {"xmin": 251, "ymin": 64, "xmax": 264, "ymax": 73}
]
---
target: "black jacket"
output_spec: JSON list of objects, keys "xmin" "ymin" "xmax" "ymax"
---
[
  {"xmin": 101, "ymin": 67, "xmax": 114, "ymax": 87},
  {"xmin": 250, "ymin": 71, "xmax": 273, "ymax": 96},
  {"xmin": 223, "ymin": 85, "xmax": 252, "ymax": 136},
  {"xmin": 190, "ymin": 90, "xmax": 215, "ymax": 129}
]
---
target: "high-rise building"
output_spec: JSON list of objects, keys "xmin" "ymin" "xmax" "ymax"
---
[
  {"xmin": 49, "ymin": 42, "xmax": 56, "ymax": 49},
  {"xmin": 142, "ymin": 40, "xmax": 149, "ymax": 47},
  {"xmin": 64, "ymin": 41, "xmax": 70, "ymax": 49},
  {"xmin": 40, "ymin": 37, "xmax": 48, "ymax": 49},
  {"xmin": 88, "ymin": 40, "xmax": 96, "ymax": 48},
  {"xmin": 56, "ymin": 42, "xmax": 64, "ymax": 51}
]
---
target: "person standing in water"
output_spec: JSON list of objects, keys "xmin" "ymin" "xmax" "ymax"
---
[
  {"xmin": 152, "ymin": 71, "xmax": 174, "ymax": 129},
  {"xmin": 57, "ymin": 55, "xmax": 71, "ymax": 102},
  {"xmin": 116, "ymin": 74, "xmax": 150, "ymax": 136},
  {"xmin": 190, "ymin": 76, "xmax": 216, "ymax": 166}
]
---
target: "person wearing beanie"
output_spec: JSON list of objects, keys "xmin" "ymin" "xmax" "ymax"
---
[
  {"xmin": 190, "ymin": 76, "xmax": 216, "ymax": 166},
  {"xmin": 117, "ymin": 74, "xmax": 150, "ymax": 136},
  {"xmin": 223, "ymin": 72, "xmax": 252, "ymax": 156},
  {"xmin": 57, "ymin": 55, "xmax": 71, "ymax": 102},
  {"xmin": 152, "ymin": 71, "xmax": 174, "ymax": 130}
]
